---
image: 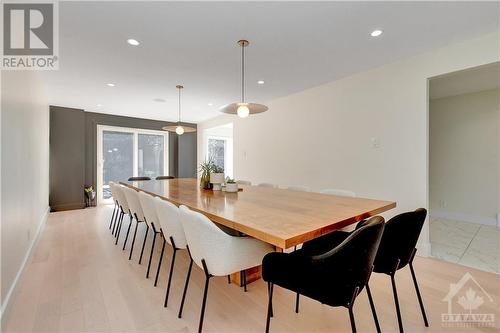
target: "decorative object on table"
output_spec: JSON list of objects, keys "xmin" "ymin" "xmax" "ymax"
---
[
  {"xmin": 84, "ymin": 185, "xmax": 96, "ymax": 207},
  {"xmin": 225, "ymin": 178, "xmax": 239, "ymax": 193},
  {"xmin": 210, "ymin": 165, "xmax": 225, "ymax": 191},
  {"xmin": 199, "ymin": 159, "xmax": 214, "ymax": 190},
  {"xmin": 220, "ymin": 40, "xmax": 268, "ymax": 118},
  {"xmin": 162, "ymin": 85, "xmax": 196, "ymax": 135}
]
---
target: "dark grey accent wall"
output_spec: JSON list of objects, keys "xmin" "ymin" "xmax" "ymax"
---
[
  {"xmin": 49, "ymin": 106, "xmax": 197, "ymax": 210},
  {"xmin": 178, "ymin": 133, "xmax": 197, "ymax": 178},
  {"xmin": 49, "ymin": 106, "xmax": 86, "ymax": 210}
]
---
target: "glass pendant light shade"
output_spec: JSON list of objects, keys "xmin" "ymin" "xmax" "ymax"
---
[
  {"xmin": 162, "ymin": 85, "xmax": 196, "ymax": 135},
  {"xmin": 220, "ymin": 40, "xmax": 268, "ymax": 117}
]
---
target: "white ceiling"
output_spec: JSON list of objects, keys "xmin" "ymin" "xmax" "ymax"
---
[
  {"xmin": 42, "ymin": 1, "xmax": 500, "ymax": 123},
  {"xmin": 430, "ymin": 62, "xmax": 500, "ymax": 100}
]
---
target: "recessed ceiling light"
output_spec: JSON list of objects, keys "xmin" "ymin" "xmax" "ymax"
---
[
  {"xmin": 370, "ymin": 29, "xmax": 383, "ymax": 37},
  {"xmin": 208, "ymin": 102, "xmax": 214, "ymax": 106},
  {"xmin": 257, "ymin": 80, "xmax": 265, "ymax": 85},
  {"xmin": 127, "ymin": 39, "xmax": 140, "ymax": 46},
  {"xmin": 106, "ymin": 83, "xmax": 115, "ymax": 87},
  {"xmin": 153, "ymin": 98, "xmax": 166, "ymax": 103},
  {"xmin": 97, "ymin": 104, "xmax": 102, "ymax": 107}
]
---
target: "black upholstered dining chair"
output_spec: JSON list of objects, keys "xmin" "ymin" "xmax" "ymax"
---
[
  {"xmin": 156, "ymin": 175, "xmax": 175, "ymax": 180},
  {"xmin": 128, "ymin": 176, "xmax": 151, "ymax": 181},
  {"xmin": 301, "ymin": 208, "xmax": 429, "ymax": 333},
  {"xmin": 262, "ymin": 216, "xmax": 385, "ymax": 333}
]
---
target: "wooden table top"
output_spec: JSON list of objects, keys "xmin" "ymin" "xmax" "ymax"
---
[{"xmin": 121, "ymin": 178, "xmax": 396, "ymax": 249}]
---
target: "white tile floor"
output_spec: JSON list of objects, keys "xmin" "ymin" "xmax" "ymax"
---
[{"xmin": 430, "ymin": 217, "xmax": 500, "ymax": 274}]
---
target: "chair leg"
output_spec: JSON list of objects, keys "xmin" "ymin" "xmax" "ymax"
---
[
  {"xmin": 139, "ymin": 225, "xmax": 149, "ymax": 264},
  {"xmin": 128, "ymin": 219, "xmax": 139, "ymax": 260},
  {"xmin": 109, "ymin": 205, "xmax": 116, "ymax": 230},
  {"xmin": 111, "ymin": 207, "xmax": 118, "ymax": 234},
  {"xmin": 241, "ymin": 270, "xmax": 247, "ymax": 292},
  {"xmin": 164, "ymin": 248, "xmax": 178, "ymax": 307},
  {"xmin": 391, "ymin": 274, "xmax": 404, "ymax": 333},
  {"xmin": 122, "ymin": 216, "xmax": 132, "ymax": 250},
  {"xmin": 265, "ymin": 282, "xmax": 274, "ymax": 333},
  {"xmin": 114, "ymin": 211, "xmax": 122, "ymax": 238},
  {"xmin": 227, "ymin": 275, "xmax": 231, "ymax": 284},
  {"xmin": 114, "ymin": 213, "xmax": 124, "ymax": 245},
  {"xmin": 146, "ymin": 232, "xmax": 157, "ymax": 278},
  {"xmin": 347, "ymin": 286, "xmax": 360, "ymax": 333},
  {"xmin": 366, "ymin": 284, "xmax": 381, "ymax": 333},
  {"xmin": 154, "ymin": 237, "xmax": 166, "ymax": 287},
  {"xmin": 295, "ymin": 293, "xmax": 300, "ymax": 313},
  {"xmin": 348, "ymin": 307, "xmax": 357, "ymax": 333},
  {"xmin": 409, "ymin": 261, "xmax": 429, "ymax": 327},
  {"xmin": 198, "ymin": 259, "xmax": 212, "ymax": 333},
  {"xmin": 178, "ymin": 257, "xmax": 193, "ymax": 317}
]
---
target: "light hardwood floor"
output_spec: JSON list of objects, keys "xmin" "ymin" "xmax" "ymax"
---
[{"xmin": 2, "ymin": 206, "xmax": 499, "ymax": 333}]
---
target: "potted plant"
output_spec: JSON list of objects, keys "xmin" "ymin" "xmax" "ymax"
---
[
  {"xmin": 210, "ymin": 165, "xmax": 225, "ymax": 191},
  {"xmin": 199, "ymin": 159, "xmax": 214, "ymax": 190},
  {"xmin": 84, "ymin": 185, "xmax": 96, "ymax": 207},
  {"xmin": 225, "ymin": 178, "xmax": 239, "ymax": 193}
]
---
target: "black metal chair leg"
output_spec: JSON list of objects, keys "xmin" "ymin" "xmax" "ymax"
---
[
  {"xmin": 198, "ymin": 259, "xmax": 212, "ymax": 333},
  {"xmin": 146, "ymin": 232, "xmax": 157, "ymax": 278},
  {"xmin": 154, "ymin": 237, "xmax": 166, "ymax": 287},
  {"xmin": 348, "ymin": 306, "xmax": 357, "ymax": 333},
  {"xmin": 128, "ymin": 220, "xmax": 138, "ymax": 260},
  {"xmin": 178, "ymin": 257, "xmax": 193, "ymax": 317},
  {"xmin": 114, "ymin": 211, "xmax": 123, "ymax": 238},
  {"xmin": 109, "ymin": 205, "xmax": 116, "ymax": 230},
  {"xmin": 138, "ymin": 225, "xmax": 149, "ymax": 264},
  {"xmin": 391, "ymin": 274, "xmax": 404, "ymax": 333},
  {"xmin": 114, "ymin": 213, "xmax": 124, "ymax": 245},
  {"xmin": 265, "ymin": 282, "xmax": 274, "ymax": 333},
  {"xmin": 295, "ymin": 293, "xmax": 300, "ymax": 313},
  {"xmin": 409, "ymin": 261, "xmax": 429, "ymax": 327},
  {"xmin": 122, "ymin": 216, "xmax": 132, "ymax": 250},
  {"xmin": 366, "ymin": 284, "xmax": 381, "ymax": 333},
  {"xmin": 227, "ymin": 275, "xmax": 231, "ymax": 284},
  {"xmin": 164, "ymin": 247, "xmax": 178, "ymax": 307},
  {"xmin": 242, "ymin": 270, "xmax": 247, "ymax": 292}
]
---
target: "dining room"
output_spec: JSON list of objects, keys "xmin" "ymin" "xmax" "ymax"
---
[{"xmin": 1, "ymin": 2, "xmax": 499, "ymax": 333}]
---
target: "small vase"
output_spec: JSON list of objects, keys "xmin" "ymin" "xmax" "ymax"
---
[{"xmin": 226, "ymin": 183, "xmax": 238, "ymax": 193}]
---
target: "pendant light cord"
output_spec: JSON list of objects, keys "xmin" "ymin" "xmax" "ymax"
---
[
  {"xmin": 241, "ymin": 43, "xmax": 245, "ymax": 103},
  {"xmin": 178, "ymin": 86, "xmax": 181, "ymax": 124}
]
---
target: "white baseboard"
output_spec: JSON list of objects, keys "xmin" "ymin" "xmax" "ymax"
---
[
  {"xmin": 416, "ymin": 241, "xmax": 431, "ymax": 257},
  {"xmin": 430, "ymin": 210, "xmax": 497, "ymax": 227},
  {"xmin": 0, "ymin": 206, "xmax": 50, "ymax": 319}
]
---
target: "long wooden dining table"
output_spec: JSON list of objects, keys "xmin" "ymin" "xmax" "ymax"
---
[{"xmin": 121, "ymin": 178, "xmax": 396, "ymax": 284}]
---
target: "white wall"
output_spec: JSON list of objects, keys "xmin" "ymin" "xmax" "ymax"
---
[
  {"xmin": 198, "ymin": 31, "xmax": 500, "ymax": 255},
  {"xmin": 430, "ymin": 89, "xmax": 499, "ymax": 225},
  {"xmin": 1, "ymin": 71, "xmax": 50, "ymax": 314}
]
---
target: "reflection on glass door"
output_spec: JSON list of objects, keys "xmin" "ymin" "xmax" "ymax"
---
[
  {"xmin": 97, "ymin": 125, "xmax": 168, "ymax": 203},
  {"xmin": 102, "ymin": 131, "xmax": 134, "ymax": 199},
  {"xmin": 138, "ymin": 134, "xmax": 164, "ymax": 179}
]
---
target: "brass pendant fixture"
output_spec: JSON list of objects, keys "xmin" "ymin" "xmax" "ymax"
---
[
  {"xmin": 220, "ymin": 40, "xmax": 268, "ymax": 118},
  {"xmin": 162, "ymin": 85, "xmax": 196, "ymax": 135}
]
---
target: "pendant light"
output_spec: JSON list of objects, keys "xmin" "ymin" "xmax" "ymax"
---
[
  {"xmin": 220, "ymin": 40, "xmax": 268, "ymax": 118},
  {"xmin": 162, "ymin": 85, "xmax": 196, "ymax": 135}
]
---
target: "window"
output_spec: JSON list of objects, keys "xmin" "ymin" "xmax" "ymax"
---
[{"xmin": 97, "ymin": 125, "xmax": 168, "ymax": 203}]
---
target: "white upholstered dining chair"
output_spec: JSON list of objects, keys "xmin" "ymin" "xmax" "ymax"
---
[
  {"xmin": 287, "ymin": 185, "xmax": 310, "ymax": 192},
  {"xmin": 153, "ymin": 196, "xmax": 188, "ymax": 308},
  {"xmin": 110, "ymin": 184, "xmax": 131, "ymax": 245},
  {"xmin": 257, "ymin": 183, "xmax": 277, "ymax": 188},
  {"xmin": 138, "ymin": 191, "xmax": 162, "ymax": 280},
  {"xmin": 178, "ymin": 205, "xmax": 273, "ymax": 332},
  {"xmin": 121, "ymin": 186, "xmax": 148, "ymax": 261}
]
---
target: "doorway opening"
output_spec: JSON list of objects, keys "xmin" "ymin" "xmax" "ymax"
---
[{"xmin": 428, "ymin": 62, "xmax": 500, "ymax": 274}]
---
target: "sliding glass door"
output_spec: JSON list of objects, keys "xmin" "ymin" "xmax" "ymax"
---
[{"xmin": 97, "ymin": 126, "xmax": 168, "ymax": 203}]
